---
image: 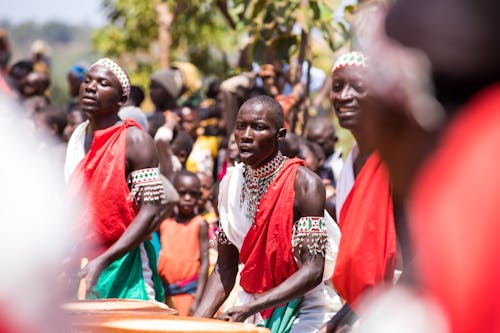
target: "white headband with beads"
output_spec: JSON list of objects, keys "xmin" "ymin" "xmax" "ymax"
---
[
  {"xmin": 90, "ymin": 58, "xmax": 131, "ymax": 97},
  {"xmin": 332, "ymin": 51, "xmax": 368, "ymax": 73}
]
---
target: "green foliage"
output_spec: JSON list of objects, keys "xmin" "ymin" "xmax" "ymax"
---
[
  {"xmin": 92, "ymin": 0, "xmax": 240, "ymax": 77},
  {"xmin": 229, "ymin": 0, "xmax": 348, "ymax": 62},
  {"xmin": 92, "ymin": 0, "xmax": 157, "ymax": 57}
]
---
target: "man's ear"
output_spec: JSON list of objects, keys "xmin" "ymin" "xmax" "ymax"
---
[
  {"xmin": 117, "ymin": 94, "xmax": 128, "ymax": 107},
  {"xmin": 277, "ymin": 128, "xmax": 286, "ymax": 141}
]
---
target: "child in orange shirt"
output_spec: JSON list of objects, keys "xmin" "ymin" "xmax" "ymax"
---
[{"xmin": 157, "ymin": 171, "xmax": 209, "ymax": 316}]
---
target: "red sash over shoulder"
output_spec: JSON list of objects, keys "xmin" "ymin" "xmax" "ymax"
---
[
  {"xmin": 332, "ymin": 152, "xmax": 396, "ymax": 309},
  {"xmin": 239, "ymin": 158, "xmax": 303, "ymax": 301},
  {"xmin": 68, "ymin": 119, "xmax": 140, "ymax": 259}
]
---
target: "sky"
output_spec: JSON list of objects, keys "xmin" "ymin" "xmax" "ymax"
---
[{"xmin": 2, "ymin": 0, "xmax": 107, "ymax": 26}]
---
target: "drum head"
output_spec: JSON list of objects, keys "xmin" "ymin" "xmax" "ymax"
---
[
  {"xmin": 61, "ymin": 298, "xmax": 177, "ymax": 315},
  {"xmin": 70, "ymin": 315, "xmax": 270, "ymax": 333}
]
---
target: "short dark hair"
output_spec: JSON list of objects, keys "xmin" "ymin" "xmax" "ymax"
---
[
  {"xmin": 173, "ymin": 170, "xmax": 201, "ymax": 189},
  {"xmin": 240, "ymin": 95, "xmax": 284, "ymax": 130},
  {"xmin": 129, "ymin": 85, "xmax": 145, "ymax": 107},
  {"xmin": 171, "ymin": 130, "xmax": 194, "ymax": 155}
]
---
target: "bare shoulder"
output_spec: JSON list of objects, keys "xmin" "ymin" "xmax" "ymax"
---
[
  {"xmin": 294, "ymin": 165, "xmax": 325, "ymax": 216},
  {"xmin": 294, "ymin": 165, "xmax": 324, "ymax": 194},
  {"xmin": 126, "ymin": 126, "xmax": 158, "ymax": 170}
]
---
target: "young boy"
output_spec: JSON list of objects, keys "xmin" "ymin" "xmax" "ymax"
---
[{"xmin": 157, "ymin": 171, "xmax": 209, "ymax": 316}]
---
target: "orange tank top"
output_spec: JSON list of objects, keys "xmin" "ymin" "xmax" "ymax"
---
[{"xmin": 157, "ymin": 215, "xmax": 204, "ymax": 284}]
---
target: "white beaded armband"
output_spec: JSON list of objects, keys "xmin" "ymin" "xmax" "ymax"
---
[
  {"xmin": 292, "ymin": 216, "xmax": 329, "ymax": 256},
  {"xmin": 128, "ymin": 168, "xmax": 166, "ymax": 205}
]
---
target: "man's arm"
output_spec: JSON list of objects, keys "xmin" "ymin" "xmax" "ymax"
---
[
  {"xmin": 155, "ymin": 111, "xmax": 178, "ymax": 182},
  {"xmin": 193, "ymin": 241, "xmax": 240, "ymax": 318},
  {"xmin": 317, "ymin": 303, "xmax": 358, "ymax": 333},
  {"xmin": 190, "ymin": 219, "xmax": 210, "ymax": 314},
  {"xmin": 219, "ymin": 166, "xmax": 327, "ymax": 322},
  {"xmin": 80, "ymin": 127, "xmax": 163, "ymax": 291}
]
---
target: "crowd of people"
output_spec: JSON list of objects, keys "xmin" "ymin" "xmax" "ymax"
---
[{"xmin": 1, "ymin": 0, "xmax": 500, "ymax": 332}]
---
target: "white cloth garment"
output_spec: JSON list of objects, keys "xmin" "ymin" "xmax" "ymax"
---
[
  {"xmin": 325, "ymin": 148, "xmax": 344, "ymax": 185},
  {"xmin": 335, "ymin": 143, "xmax": 359, "ymax": 222},
  {"xmin": 64, "ymin": 120, "xmax": 88, "ymax": 183}
]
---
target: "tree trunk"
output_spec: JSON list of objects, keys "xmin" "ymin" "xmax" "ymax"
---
[{"xmin": 154, "ymin": 0, "xmax": 174, "ymax": 69}]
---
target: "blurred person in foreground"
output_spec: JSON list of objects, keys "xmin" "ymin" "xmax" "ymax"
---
[
  {"xmin": 339, "ymin": 1, "xmax": 500, "ymax": 333},
  {"xmin": 0, "ymin": 92, "xmax": 70, "ymax": 333},
  {"xmin": 194, "ymin": 95, "xmax": 340, "ymax": 332},
  {"xmin": 64, "ymin": 58, "xmax": 166, "ymax": 301}
]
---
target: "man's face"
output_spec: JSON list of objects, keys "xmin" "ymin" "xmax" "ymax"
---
[
  {"xmin": 79, "ymin": 66, "xmax": 123, "ymax": 115},
  {"xmin": 330, "ymin": 66, "xmax": 369, "ymax": 131},
  {"xmin": 180, "ymin": 107, "xmax": 199, "ymax": 138},
  {"xmin": 149, "ymin": 80, "xmax": 168, "ymax": 109},
  {"xmin": 22, "ymin": 72, "xmax": 44, "ymax": 97},
  {"xmin": 306, "ymin": 124, "xmax": 336, "ymax": 157},
  {"xmin": 234, "ymin": 101, "xmax": 282, "ymax": 169}
]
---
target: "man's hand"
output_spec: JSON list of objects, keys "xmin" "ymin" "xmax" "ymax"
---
[
  {"xmin": 164, "ymin": 110, "xmax": 179, "ymax": 129},
  {"xmin": 218, "ymin": 304, "xmax": 253, "ymax": 323},
  {"xmin": 78, "ymin": 257, "xmax": 108, "ymax": 293}
]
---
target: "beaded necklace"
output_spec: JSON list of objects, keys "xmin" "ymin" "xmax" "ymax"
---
[{"xmin": 240, "ymin": 151, "xmax": 287, "ymax": 227}]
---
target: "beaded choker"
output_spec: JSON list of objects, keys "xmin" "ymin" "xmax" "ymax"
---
[{"xmin": 240, "ymin": 152, "xmax": 287, "ymax": 225}]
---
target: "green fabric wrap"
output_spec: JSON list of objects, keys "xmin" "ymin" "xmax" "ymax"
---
[
  {"xmin": 87, "ymin": 240, "xmax": 164, "ymax": 302},
  {"xmin": 259, "ymin": 298, "xmax": 302, "ymax": 333}
]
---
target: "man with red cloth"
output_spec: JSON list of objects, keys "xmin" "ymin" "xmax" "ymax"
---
[
  {"xmin": 319, "ymin": 51, "xmax": 398, "ymax": 333},
  {"xmin": 64, "ymin": 58, "xmax": 165, "ymax": 301},
  {"xmin": 194, "ymin": 95, "xmax": 340, "ymax": 333}
]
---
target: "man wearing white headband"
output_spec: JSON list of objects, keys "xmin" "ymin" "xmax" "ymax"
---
[
  {"xmin": 318, "ymin": 51, "xmax": 399, "ymax": 333},
  {"xmin": 64, "ymin": 58, "xmax": 166, "ymax": 302}
]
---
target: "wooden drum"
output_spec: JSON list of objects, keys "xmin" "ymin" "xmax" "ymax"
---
[
  {"xmin": 63, "ymin": 299, "xmax": 270, "ymax": 333},
  {"xmin": 61, "ymin": 298, "xmax": 177, "ymax": 315},
  {"xmin": 69, "ymin": 314, "xmax": 270, "ymax": 333}
]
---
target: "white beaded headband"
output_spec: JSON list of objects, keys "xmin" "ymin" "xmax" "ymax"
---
[
  {"xmin": 332, "ymin": 51, "xmax": 368, "ymax": 73},
  {"xmin": 90, "ymin": 58, "xmax": 131, "ymax": 97}
]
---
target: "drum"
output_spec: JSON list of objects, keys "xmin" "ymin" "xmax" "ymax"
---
[
  {"xmin": 69, "ymin": 313, "xmax": 271, "ymax": 333},
  {"xmin": 61, "ymin": 298, "xmax": 177, "ymax": 315}
]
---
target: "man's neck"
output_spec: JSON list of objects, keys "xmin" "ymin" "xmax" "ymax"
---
[
  {"xmin": 87, "ymin": 112, "xmax": 121, "ymax": 131},
  {"xmin": 249, "ymin": 150, "xmax": 282, "ymax": 174}
]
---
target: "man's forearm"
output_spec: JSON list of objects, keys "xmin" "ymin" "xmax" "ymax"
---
[
  {"xmin": 243, "ymin": 257, "xmax": 324, "ymax": 316},
  {"xmin": 193, "ymin": 264, "xmax": 237, "ymax": 318},
  {"xmin": 96, "ymin": 205, "xmax": 158, "ymax": 265}
]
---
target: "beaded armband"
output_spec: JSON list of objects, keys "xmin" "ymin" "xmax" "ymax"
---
[
  {"xmin": 128, "ymin": 168, "xmax": 166, "ymax": 205},
  {"xmin": 292, "ymin": 216, "xmax": 329, "ymax": 256},
  {"xmin": 215, "ymin": 227, "xmax": 233, "ymax": 246}
]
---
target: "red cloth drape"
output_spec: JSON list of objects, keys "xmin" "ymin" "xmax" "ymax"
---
[
  {"xmin": 332, "ymin": 152, "xmax": 396, "ymax": 309},
  {"xmin": 410, "ymin": 84, "xmax": 500, "ymax": 333},
  {"xmin": 239, "ymin": 158, "xmax": 303, "ymax": 319},
  {"xmin": 68, "ymin": 119, "xmax": 140, "ymax": 259}
]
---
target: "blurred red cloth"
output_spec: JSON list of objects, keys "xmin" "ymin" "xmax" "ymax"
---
[
  {"xmin": 68, "ymin": 119, "xmax": 140, "ymax": 260},
  {"xmin": 332, "ymin": 152, "xmax": 397, "ymax": 309},
  {"xmin": 410, "ymin": 84, "xmax": 500, "ymax": 333}
]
